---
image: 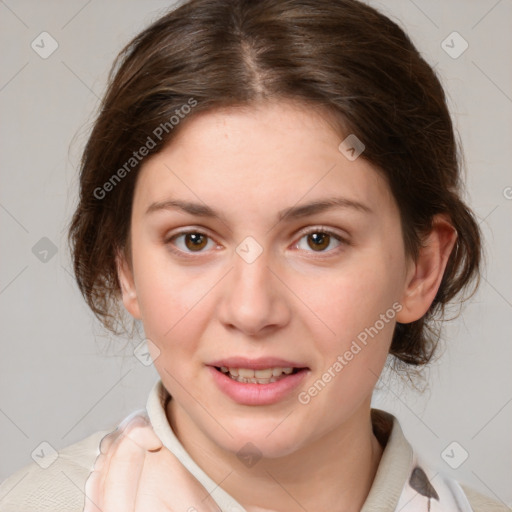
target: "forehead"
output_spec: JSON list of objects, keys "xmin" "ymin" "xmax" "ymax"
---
[{"xmin": 133, "ymin": 100, "xmax": 396, "ymax": 221}]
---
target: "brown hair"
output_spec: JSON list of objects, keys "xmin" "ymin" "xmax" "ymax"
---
[{"xmin": 68, "ymin": 0, "xmax": 481, "ymax": 370}]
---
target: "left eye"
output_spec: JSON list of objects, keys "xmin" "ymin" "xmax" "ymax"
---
[{"xmin": 295, "ymin": 229, "xmax": 345, "ymax": 253}]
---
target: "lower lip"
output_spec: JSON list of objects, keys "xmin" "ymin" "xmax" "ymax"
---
[{"xmin": 207, "ymin": 366, "xmax": 309, "ymax": 406}]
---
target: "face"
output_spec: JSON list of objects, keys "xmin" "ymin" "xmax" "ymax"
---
[{"xmin": 118, "ymin": 99, "xmax": 414, "ymax": 459}]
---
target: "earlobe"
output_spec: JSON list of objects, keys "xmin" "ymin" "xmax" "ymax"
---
[
  {"xmin": 396, "ymin": 215, "xmax": 457, "ymax": 324},
  {"xmin": 116, "ymin": 249, "xmax": 142, "ymax": 320}
]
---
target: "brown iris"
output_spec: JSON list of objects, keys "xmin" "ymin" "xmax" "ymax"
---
[
  {"xmin": 184, "ymin": 233, "xmax": 208, "ymax": 251},
  {"xmin": 307, "ymin": 232, "xmax": 330, "ymax": 251}
]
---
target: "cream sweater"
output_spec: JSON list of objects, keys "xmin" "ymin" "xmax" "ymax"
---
[{"xmin": 0, "ymin": 379, "xmax": 509, "ymax": 511}]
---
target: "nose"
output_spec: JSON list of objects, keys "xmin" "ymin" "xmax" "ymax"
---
[{"xmin": 217, "ymin": 250, "xmax": 291, "ymax": 337}]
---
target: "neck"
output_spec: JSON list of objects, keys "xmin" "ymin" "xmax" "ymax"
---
[{"xmin": 167, "ymin": 398, "xmax": 384, "ymax": 512}]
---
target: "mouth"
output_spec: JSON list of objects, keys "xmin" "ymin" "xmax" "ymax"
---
[
  {"xmin": 213, "ymin": 365, "xmax": 305, "ymax": 384},
  {"xmin": 207, "ymin": 361, "xmax": 310, "ymax": 405}
]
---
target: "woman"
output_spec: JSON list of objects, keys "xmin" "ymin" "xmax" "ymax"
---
[{"xmin": 0, "ymin": 0, "xmax": 508, "ymax": 510}]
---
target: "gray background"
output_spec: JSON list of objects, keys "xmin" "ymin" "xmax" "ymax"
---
[{"xmin": 1, "ymin": 0, "xmax": 511, "ymax": 506}]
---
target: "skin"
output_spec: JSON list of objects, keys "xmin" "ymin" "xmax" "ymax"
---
[{"xmin": 115, "ymin": 99, "xmax": 457, "ymax": 512}]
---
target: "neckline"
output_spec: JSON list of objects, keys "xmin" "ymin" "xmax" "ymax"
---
[{"xmin": 149, "ymin": 379, "xmax": 413, "ymax": 512}]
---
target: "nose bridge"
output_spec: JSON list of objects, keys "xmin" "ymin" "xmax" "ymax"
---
[
  {"xmin": 229, "ymin": 234, "xmax": 274, "ymax": 292},
  {"xmin": 218, "ymin": 240, "xmax": 289, "ymax": 334}
]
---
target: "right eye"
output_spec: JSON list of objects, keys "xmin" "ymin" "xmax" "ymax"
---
[{"xmin": 165, "ymin": 230, "xmax": 219, "ymax": 257}]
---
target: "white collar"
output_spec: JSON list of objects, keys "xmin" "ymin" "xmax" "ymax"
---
[{"xmin": 145, "ymin": 378, "xmax": 473, "ymax": 512}]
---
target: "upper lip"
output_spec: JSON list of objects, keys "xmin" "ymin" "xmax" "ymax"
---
[{"xmin": 207, "ymin": 357, "xmax": 309, "ymax": 370}]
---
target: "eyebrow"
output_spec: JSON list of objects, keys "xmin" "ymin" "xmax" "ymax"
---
[{"xmin": 145, "ymin": 196, "xmax": 373, "ymax": 222}]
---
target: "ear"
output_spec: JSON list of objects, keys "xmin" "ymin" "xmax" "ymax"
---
[
  {"xmin": 116, "ymin": 248, "xmax": 142, "ymax": 320},
  {"xmin": 396, "ymin": 214, "xmax": 457, "ymax": 324}
]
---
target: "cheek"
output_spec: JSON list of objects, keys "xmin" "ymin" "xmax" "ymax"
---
[
  {"xmin": 294, "ymin": 246, "xmax": 401, "ymax": 390},
  {"xmin": 299, "ymin": 253, "xmax": 401, "ymax": 339},
  {"xmin": 132, "ymin": 247, "xmax": 208, "ymax": 342}
]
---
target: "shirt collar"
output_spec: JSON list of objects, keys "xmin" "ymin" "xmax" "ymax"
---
[
  {"xmin": 361, "ymin": 408, "xmax": 414, "ymax": 511},
  {"xmin": 147, "ymin": 378, "xmax": 414, "ymax": 512}
]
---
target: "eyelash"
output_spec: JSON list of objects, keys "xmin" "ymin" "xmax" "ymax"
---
[{"xmin": 164, "ymin": 226, "xmax": 349, "ymax": 259}]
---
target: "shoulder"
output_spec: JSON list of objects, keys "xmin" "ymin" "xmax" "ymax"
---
[
  {"xmin": 0, "ymin": 428, "xmax": 113, "ymax": 512},
  {"xmin": 398, "ymin": 454, "xmax": 511, "ymax": 512},
  {"xmin": 397, "ymin": 454, "xmax": 511, "ymax": 512},
  {"xmin": 461, "ymin": 483, "xmax": 512, "ymax": 512},
  {"xmin": 370, "ymin": 410, "xmax": 510, "ymax": 512}
]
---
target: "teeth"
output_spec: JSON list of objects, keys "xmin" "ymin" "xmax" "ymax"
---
[
  {"xmin": 218, "ymin": 366, "xmax": 298, "ymax": 384},
  {"xmin": 252, "ymin": 368, "xmax": 272, "ymax": 378}
]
